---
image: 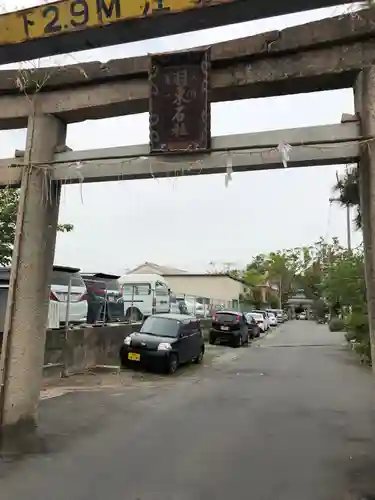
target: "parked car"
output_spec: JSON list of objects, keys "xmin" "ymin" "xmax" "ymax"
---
[
  {"xmin": 252, "ymin": 310, "xmax": 270, "ymax": 330},
  {"xmin": 245, "ymin": 313, "xmax": 261, "ymax": 338},
  {"xmin": 299, "ymin": 312, "xmax": 307, "ymax": 320},
  {"xmin": 269, "ymin": 309, "xmax": 284, "ymax": 323},
  {"xmin": 267, "ymin": 312, "xmax": 277, "ymax": 326},
  {"xmin": 249, "ymin": 312, "xmax": 267, "ymax": 332},
  {"xmin": 0, "ymin": 266, "xmax": 88, "ymax": 328},
  {"xmin": 50, "ymin": 266, "xmax": 88, "ymax": 325},
  {"xmin": 81, "ymin": 273, "xmax": 124, "ymax": 324},
  {"xmin": 209, "ymin": 310, "xmax": 249, "ymax": 347},
  {"xmin": 178, "ymin": 297, "xmax": 206, "ymax": 318},
  {"xmin": 120, "ymin": 313, "xmax": 205, "ymax": 374}
]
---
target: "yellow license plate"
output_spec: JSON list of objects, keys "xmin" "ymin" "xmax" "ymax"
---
[{"xmin": 128, "ymin": 352, "xmax": 140, "ymax": 361}]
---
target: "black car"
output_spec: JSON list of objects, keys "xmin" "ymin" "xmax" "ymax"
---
[
  {"xmin": 119, "ymin": 314, "xmax": 205, "ymax": 374},
  {"xmin": 209, "ymin": 310, "xmax": 249, "ymax": 347}
]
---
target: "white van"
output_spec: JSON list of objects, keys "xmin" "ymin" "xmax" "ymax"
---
[{"xmin": 118, "ymin": 274, "xmax": 170, "ymax": 321}]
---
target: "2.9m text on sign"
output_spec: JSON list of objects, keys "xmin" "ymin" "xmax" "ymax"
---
[
  {"xmin": 19, "ymin": 0, "xmax": 124, "ymax": 41},
  {"xmin": 0, "ymin": 0, "xmax": 159, "ymax": 45}
]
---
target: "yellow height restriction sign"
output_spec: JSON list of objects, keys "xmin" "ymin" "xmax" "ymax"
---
[
  {"xmin": 0, "ymin": 0, "xmax": 201, "ymax": 45},
  {"xmin": 0, "ymin": 0, "xmax": 349, "ymax": 64}
]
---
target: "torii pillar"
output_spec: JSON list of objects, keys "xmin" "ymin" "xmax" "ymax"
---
[
  {"xmin": 0, "ymin": 114, "xmax": 66, "ymax": 451},
  {"xmin": 355, "ymin": 66, "xmax": 375, "ymax": 370}
]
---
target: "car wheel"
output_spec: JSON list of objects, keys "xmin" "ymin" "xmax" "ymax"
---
[
  {"xmin": 119, "ymin": 347, "xmax": 127, "ymax": 368},
  {"xmin": 235, "ymin": 335, "xmax": 242, "ymax": 348},
  {"xmin": 127, "ymin": 308, "xmax": 142, "ymax": 322},
  {"xmin": 193, "ymin": 346, "xmax": 205, "ymax": 364},
  {"xmin": 166, "ymin": 354, "xmax": 178, "ymax": 374}
]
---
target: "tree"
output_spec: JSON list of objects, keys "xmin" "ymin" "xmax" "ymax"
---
[
  {"xmin": 0, "ymin": 188, "xmax": 73, "ymax": 266},
  {"xmin": 268, "ymin": 294, "xmax": 280, "ymax": 309},
  {"xmin": 243, "ymin": 267, "xmax": 265, "ymax": 288},
  {"xmin": 294, "ymin": 237, "xmax": 346, "ymax": 299},
  {"xmin": 312, "ymin": 298, "xmax": 328, "ymax": 320},
  {"xmin": 320, "ymin": 248, "xmax": 365, "ymax": 312},
  {"xmin": 333, "ymin": 166, "xmax": 361, "ymax": 229},
  {"xmin": 246, "ymin": 249, "xmax": 301, "ymax": 306}
]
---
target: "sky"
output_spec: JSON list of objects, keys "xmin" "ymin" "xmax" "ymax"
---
[{"xmin": 0, "ymin": 1, "xmax": 363, "ymax": 274}]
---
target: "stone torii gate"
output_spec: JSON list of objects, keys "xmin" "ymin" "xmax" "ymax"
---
[{"xmin": 1, "ymin": 8, "xmax": 375, "ymax": 441}]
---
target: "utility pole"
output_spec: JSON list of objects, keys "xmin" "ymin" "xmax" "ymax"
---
[{"xmin": 346, "ymin": 201, "xmax": 352, "ymax": 252}]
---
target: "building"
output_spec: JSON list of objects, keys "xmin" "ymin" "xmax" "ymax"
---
[
  {"xmin": 127, "ymin": 262, "xmax": 247, "ymax": 308},
  {"xmin": 254, "ymin": 283, "xmax": 279, "ymax": 304},
  {"xmin": 287, "ymin": 290, "xmax": 313, "ymax": 317}
]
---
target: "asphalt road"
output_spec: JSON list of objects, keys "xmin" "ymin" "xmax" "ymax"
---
[{"xmin": 2, "ymin": 321, "xmax": 375, "ymax": 500}]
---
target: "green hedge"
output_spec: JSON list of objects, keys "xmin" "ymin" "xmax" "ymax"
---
[{"xmin": 344, "ymin": 312, "xmax": 371, "ymax": 365}]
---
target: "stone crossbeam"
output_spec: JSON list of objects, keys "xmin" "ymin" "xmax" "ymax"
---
[{"xmin": 0, "ymin": 122, "xmax": 360, "ymax": 187}]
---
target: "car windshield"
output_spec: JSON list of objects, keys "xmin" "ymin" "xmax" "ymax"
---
[
  {"xmin": 251, "ymin": 313, "xmax": 263, "ymax": 320},
  {"xmin": 268, "ymin": 313, "xmax": 275, "ymax": 318},
  {"xmin": 140, "ymin": 317, "xmax": 180, "ymax": 338},
  {"xmin": 52, "ymin": 271, "xmax": 85, "ymax": 287},
  {"xmin": 214, "ymin": 312, "xmax": 239, "ymax": 323},
  {"xmin": 84, "ymin": 278, "xmax": 120, "ymax": 292},
  {"xmin": 253, "ymin": 310, "xmax": 266, "ymax": 317}
]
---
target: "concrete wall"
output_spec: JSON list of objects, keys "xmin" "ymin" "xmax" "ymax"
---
[
  {"xmin": 1, "ymin": 320, "xmax": 213, "ymax": 381},
  {"xmin": 43, "ymin": 324, "xmax": 142, "ymax": 375}
]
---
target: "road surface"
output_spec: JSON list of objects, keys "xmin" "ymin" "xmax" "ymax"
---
[{"xmin": 1, "ymin": 321, "xmax": 375, "ymax": 500}]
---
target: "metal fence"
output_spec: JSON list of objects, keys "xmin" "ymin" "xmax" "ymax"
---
[
  {"xmin": 58, "ymin": 278, "xmax": 244, "ymax": 328},
  {"xmin": 171, "ymin": 294, "xmax": 238, "ymax": 318}
]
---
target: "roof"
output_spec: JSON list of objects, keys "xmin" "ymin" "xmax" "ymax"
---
[
  {"xmin": 164, "ymin": 272, "xmax": 246, "ymax": 285},
  {"xmin": 128, "ymin": 262, "xmax": 188, "ymax": 275},
  {"xmin": 119, "ymin": 273, "xmax": 169, "ymax": 285},
  {"xmin": 127, "ymin": 263, "xmax": 246, "ymax": 284}
]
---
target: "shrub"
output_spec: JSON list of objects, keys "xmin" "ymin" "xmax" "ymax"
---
[
  {"xmin": 329, "ymin": 317, "xmax": 345, "ymax": 332},
  {"xmin": 345, "ymin": 311, "xmax": 371, "ymax": 365},
  {"xmin": 345, "ymin": 311, "xmax": 369, "ymax": 340},
  {"xmin": 345, "ymin": 330, "xmax": 357, "ymax": 342},
  {"xmin": 313, "ymin": 298, "xmax": 327, "ymax": 320},
  {"xmin": 353, "ymin": 337, "xmax": 372, "ymax": 365}
]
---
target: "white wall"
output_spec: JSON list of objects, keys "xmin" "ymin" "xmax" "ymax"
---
[{"xmin": 166, "ymin": 275, "xmax": 244, "ymax": 303}]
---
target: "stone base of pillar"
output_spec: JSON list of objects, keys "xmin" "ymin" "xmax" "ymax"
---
[{"xmin": 0, "ymin": 418, "xmax": 47, "ymax": 457}]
